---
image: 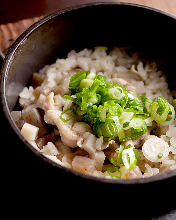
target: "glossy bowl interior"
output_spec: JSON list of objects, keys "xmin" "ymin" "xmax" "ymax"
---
[{"xmin": 1, "ymin": 2, "xmax": 176, "ymax": 184}]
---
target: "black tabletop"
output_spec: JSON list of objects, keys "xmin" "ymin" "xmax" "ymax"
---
[{"xmin": 1, "ymin": 104, "xmax": 176, "ymax": 219}]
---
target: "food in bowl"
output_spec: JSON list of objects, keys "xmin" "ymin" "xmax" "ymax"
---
[{"xmin": 11, "ymin": 47, "xmax": 176, "ymax": 179}]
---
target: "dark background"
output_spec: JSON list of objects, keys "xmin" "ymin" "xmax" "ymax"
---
[
  {"xmin": 0, "ymin": 0, "xmax": 176, "ymax": 24},
  {"xmin": 0, "ymin": 0, "xmax": 114, "ymax": 24}
]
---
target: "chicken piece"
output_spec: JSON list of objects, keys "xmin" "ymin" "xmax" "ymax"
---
[
  {"xmin": 72, "ymin": 156, "xmax": 95, "ymax": 173},
  {"xmin": 112, "ymin": 77, "xmax": 135, "ymax": 92},
  {"xmin": 55, "ymin": 140, "xmax": 72, "ymax": 155},
  {"xmin": 95, "ymin": 137, "xmax": 104, "ymax": 150},
  {"xmin": 37, "ymin": 92, "xmax": 71, "ymax": 112},
  {"xmin": 115, "ymin": 78, "xmax": 129, "ymax": 87},
  {"xmin": 44, "ymin": 110, "xmax": 78, "ymax": 148},
  {"xmin": 36, "ymin": 94, "xmax": 46, "ymax": 110},
  {"xmin": 123, "ymin": 135, "xmax": 149, "ymax": 149},
  {"xmin": 45, "ymin": 92, "xmax": 58, "ymax": 110},
  {"xmin": 91, "ymin": 151, "xmax": 105, "ymax": 171},
  {"xmin": 54, "ymin": 94, "xmax": 65, "ymax": 111},
  {"xmin": 77, "ymin": 132, "xmax": 96, "ymax": 155},
  {"xmin": 72, "ymin": 122, "xmax": 91, "ymax": 134},
  {"xmin": 96, "ymin": 136, "xmax": 115, "ymax": 151}
]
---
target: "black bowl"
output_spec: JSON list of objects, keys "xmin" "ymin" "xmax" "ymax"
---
[{"xmin": 1, "ymin": 2, "xmax": 176, "ymax": 189}]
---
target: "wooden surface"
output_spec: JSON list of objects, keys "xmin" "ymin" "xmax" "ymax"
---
[
  {"xmin": 0, "ymin": 0, "xmax": 176, "ymax": 52},
  {"xmin": 0, "ymin": 17, "xmax": 42, "ymax": 51},
  {"xmin": 120, "ymin": 0, "xmax": 176, "ymax": 15},
  {"xmin": 0, "ymin": 0, "xmax": 175, "ymax": 24}
]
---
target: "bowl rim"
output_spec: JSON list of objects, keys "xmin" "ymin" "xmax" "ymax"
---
[{"xmin": 1, "ymin": 1, "xmax": 176, "ymax": 185}]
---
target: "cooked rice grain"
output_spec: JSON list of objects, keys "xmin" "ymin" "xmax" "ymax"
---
[{"xmin": 13, "ymin": 47, "xmax": 176, "ymax": 179}]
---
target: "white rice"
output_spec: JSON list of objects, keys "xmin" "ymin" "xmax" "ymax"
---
[{"xmin": 12, "ymin": 47, "xmax": 176, "ymax": 179}]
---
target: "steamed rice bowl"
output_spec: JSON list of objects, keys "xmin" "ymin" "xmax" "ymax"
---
[{"xmin": 11, "ymin": 47, "xmax": 176, "ymax": 179}]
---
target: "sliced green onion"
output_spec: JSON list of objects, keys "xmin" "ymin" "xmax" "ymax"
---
[
  {"xmin": 94, "ymin": 75, "xmax": 106, "ymax": 84},
  {"xmin": 60, "ymin": 108, "xmax": 75, "ymax": 122},
  {"xmin": 119, "ymin": 112, "xmax": 134, "ymax": 123},
  {"xmin": 89, "ymin": 94, "xmax": 98, "ymax": 104},
  {"xmin": 119, "ymin": 111, "xmax": 134, "ymax": 130},
  {"xmin": 98, "ymin": 106, "xmax": 107, "ymax": 122},
  {"xmin": 94, "ymin": 119, "xmax": 118, "ymax": 141},
  {"xmin": 156, "ymin": 97, "xmax": 167, "ymax": 115},
  {"xmin": 87, "ymin": 72, "xmax": 96, "ymax": 79},
  {"xmin": 107, "ymin": 84, "xmax": 128, "ymax": 107},
  {"xmin": 142, "ymin": 136, "xmax": 169, "ymax": 162},
  {"xmin": 161, "ymin": 104, "xmax": 175, "ymax": 126},
  {"xmin": 107, "ymin": 166, "xmax": 121, "ymax": 178},
  {"xmin": 151, "ymin": 97, "xmax": 169, "ymax": 123},
  {"xmin": 108, "ymin": 144, "xmax": 140, "ymax": 173},
  {"xmin": 80, "ymin": 79, "xmax": 93, "ymax": 90},
  {"xmin": 69, "ymin": 71, "xmax": 90, "ymax": 92},
  {"xmin": 90, "ymin": 80, "xmax": 101, "ymax": 93},
  {"xmin": 115, "ymin": 145, "xmax": 125, "ymax": 167},
  {"xmin": 76, "ymin": 106, "xmax": 86, "ymax": 116},
  {"xmin": 172, "ymin": 99, "xmax": 176, "ymax": 111},
  {"xmin": 133, "ymin": 148, "xmax": 141, "ymax": 160},
  {"xmin": 157, "ymin": 153, "xmax": 163, "ymax": 159},
  {"xmin": 63, "ymin": 94, "xmax": 76, "ymax": 102},
  {"xmin": 126, "ymin": 91, "xmax": 145, "ymax": 113},
  {"xmin": 123, "ymin": 122, "xmax": 130, "ymax": 128},
  {"xmin": 122, "ymin": 147, "xmax": 136, "ymax": 170},
  {"xmin": 119, "ymin": 121, "xmax": 147, "ymax": 142},
  {"xmin": 80, "ymin": 88, "xmax": 99, "ymax": 111},
  {"xmin": 108, "ymin": 87, "xmax": 124, "ymax": 100},
  {"xmin": 140, "ymin": 95, "xmax": 152, "ymax": 113},
  {"xmin": 62, "ymin": 69, "xmax": 176, "ymax": 143},
  {"xmin": 84, "ymin": 105, "xmax": 98, "ymax": 122},
  {"xmin": 129, "ymin": 118, "xmax": 145, "ymax": 129},
  {"xmin": 109, "ymin": 116, "xmax": 125, "ymax": 141}
]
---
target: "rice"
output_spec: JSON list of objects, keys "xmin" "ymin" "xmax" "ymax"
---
[{"xmin": 12, "ymin": 47, "xmax": 176, "ymax": 179}]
